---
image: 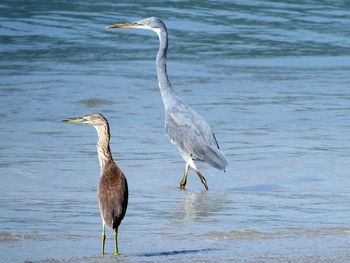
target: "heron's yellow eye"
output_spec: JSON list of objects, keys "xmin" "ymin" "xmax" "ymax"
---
[{"xmin": 144, "ymin": 20, "xmax": 150, "ymax": 25}]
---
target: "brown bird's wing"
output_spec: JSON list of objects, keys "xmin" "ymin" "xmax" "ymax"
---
[{"xmin": 98, "ymin": 161, "xmax": 128, "ymax": 230}]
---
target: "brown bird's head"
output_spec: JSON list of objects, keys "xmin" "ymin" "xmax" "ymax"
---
[{"xmin": 63, "ymin": 113, "xmax": 108, "ymax": 127}]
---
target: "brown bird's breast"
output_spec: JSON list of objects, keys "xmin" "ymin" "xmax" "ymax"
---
[{"xmin": 98, "ymin": 162, "xmax": 128, "ymax": 230}]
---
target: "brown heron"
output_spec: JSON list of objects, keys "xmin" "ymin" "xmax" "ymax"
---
[
  {"xmin": 106, "ymin": 17, "xmax": 229, "ymax": 190},
  {"xmin": 63, "ymin": 113, "xmax": 128, "ymax": 256}
]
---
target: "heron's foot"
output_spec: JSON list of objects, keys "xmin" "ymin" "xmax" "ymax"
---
[
  {"xmin": 179, "ymin": 186, "xmax": 187, "ymax": 191},
  {"xmin": 180, "ymin": 164, "xmax": 189, "ymax": 190},
  {"xmin": 113, "ymin": 252, "xmax": 120, "ymax": 256},
  {"xmin": 201, "ymin": 180, "xmax": 209, "ymax": 191},
  {"xmin": 196, "ymin": 172, "xmax": 209, "ymax": 191},
  {"xmin": 179, "ymin": 181, "xmax": 187, "ymax": 190}
]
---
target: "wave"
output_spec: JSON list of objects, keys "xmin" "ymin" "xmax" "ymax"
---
[{"xmin": 207, "ymin": 227, "xmax": 350, "ymax": 240}]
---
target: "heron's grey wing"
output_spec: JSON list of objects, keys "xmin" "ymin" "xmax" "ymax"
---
[
  {"xmin": 166, "ymin": 108, "xmax": 228, "ymax": 170},
  {"xmin": 166, "ymin": 111, "xmax": 205, "ymax": 160}
]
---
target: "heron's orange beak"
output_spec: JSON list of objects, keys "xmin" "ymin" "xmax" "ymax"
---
[{"xmin": 106, "ymin": 23, "xmax": 138, "ymax": 29}]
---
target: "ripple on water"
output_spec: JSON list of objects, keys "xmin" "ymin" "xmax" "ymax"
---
[
  {"xmin": 31, "ymin": 131, "xmax": 66, "ymax": 136},
  {"xmin": 207, "ymin": 227, "xmax": 350, "ymax": 240},
  {"xmin": 0, "ymin": 231, "xmax": 43, "ymax": 242},
  {"xmin": 0, "ymin": 232, "xmax": 89, "ymax": 243},
  {"xmin": 77, "ymin": 98, "xmax": 114, "ymax": 107}
]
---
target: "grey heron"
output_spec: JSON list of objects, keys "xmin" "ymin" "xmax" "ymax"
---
[
  {"xmin": 63, "ymin": 113, "xmax": 128, "ymax": 256},
  {"xmin": 107, "ymin": 17, "xmax": 228, "ymax": 190}
]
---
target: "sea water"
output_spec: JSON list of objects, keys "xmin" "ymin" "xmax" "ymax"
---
[{"xmin": 1, "ymin": 1, "xmax": 350, "ymax": 262}]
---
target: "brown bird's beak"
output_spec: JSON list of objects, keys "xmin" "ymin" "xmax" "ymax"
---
[{"xmin": 62, "ymin": 116, "xmax": 89, "ymax": 124}]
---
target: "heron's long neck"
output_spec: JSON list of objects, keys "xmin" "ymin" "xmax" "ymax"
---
[
  {"xmin": 156, "ymin": 29, "xmax": 177, "ymax": 110},
  {"xmin": 95, "ymin": 125, "xmax": 113, "ymax": 171}
]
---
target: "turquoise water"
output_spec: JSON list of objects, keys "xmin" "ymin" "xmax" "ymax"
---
[{"xmin": 1, "ymin": 1, "xmax": 350, "ymax": 262}]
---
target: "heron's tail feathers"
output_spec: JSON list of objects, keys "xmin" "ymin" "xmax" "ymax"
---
[{"xmin": 203, "ymin": 145, "xmax": 229, "ymax": 171}]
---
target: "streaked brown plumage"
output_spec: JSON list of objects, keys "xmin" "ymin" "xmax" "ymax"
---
[
  {"xmin": 63, "ymin": 113, "xmax": 128, "ymax": 256},
  {"xmin": 99, "ymin": 161, "xmax": 128, "ymax": 230}
]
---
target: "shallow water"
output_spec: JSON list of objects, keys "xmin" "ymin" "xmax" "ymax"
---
[{"xmin": 1, "ymin": 0, "xmax": 350, "ymax": 262}]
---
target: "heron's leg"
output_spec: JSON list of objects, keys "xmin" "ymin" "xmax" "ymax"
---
[
  {"xmin": 101, "ymin": 223, "xmax": 106, "ymax": 255},
  {"xmin": 113, "ymin": 229, "xmax": 120, "ymax": 256},
  {"xmin": 195, "ymin": 170, "xmax": 209, "ymax": 190},
  {"xmin": 180, "ymin": 163, "xmax": 190, "ymax": 189}
]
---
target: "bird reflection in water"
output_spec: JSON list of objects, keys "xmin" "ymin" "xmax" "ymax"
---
[{"xmin": 175, "ymin": 190, "xmax": 228, "ymax": 222}]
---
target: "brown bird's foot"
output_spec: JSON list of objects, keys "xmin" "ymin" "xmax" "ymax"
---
[
  {"xmin": 101, "ymin": 224, "xmax": 106, "ymax": 255},
  {"xmin": 101, "ymin": 233, "xmax": 106, "ymax": 255},
  {"xmin": 114, "ymin": 230, "xmax": 120, "ymax": 256}
]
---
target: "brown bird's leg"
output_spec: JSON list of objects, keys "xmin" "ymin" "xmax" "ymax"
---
[
  {"xmin": 180, "ymin": 163, "xmax": 190, "ymax": 189},
  {"xmin": 113, "ymin": 229, "xmax": 120, "ymax": 256},
  {"xmin": 195, "ymin": 170, "xmax": 209, "ymax": 190},
  {"xmin": 101, "ymin": 223, "xmax": 106, "ymax": 255}
]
